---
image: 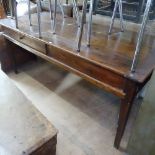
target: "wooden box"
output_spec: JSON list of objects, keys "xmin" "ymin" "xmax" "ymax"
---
[{"xmin": 0, "ymin": 70, "xmax": 58, "ymax": 155}]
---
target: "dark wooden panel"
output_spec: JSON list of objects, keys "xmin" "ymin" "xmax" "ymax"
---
[
  {"xmin": 2, "ymin": 26, "xmax": 46, "ymax": 54},
  {"xmin": 0, "ymin": 34, "xmax": 36, "ymax": 72},
  {"xmin": 47, "ymin": 45, "xmax": 126, "ymax": 90}
]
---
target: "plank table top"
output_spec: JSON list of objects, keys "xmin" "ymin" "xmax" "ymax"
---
[{"xmin": 0, "ymin": 12, "xmax": 155, "ymax": 83}]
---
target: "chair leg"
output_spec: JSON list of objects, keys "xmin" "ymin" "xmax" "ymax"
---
[
  {"xmin": 37, "ymin": 0, "xmax": 42, "ymax": 38},
  {"xmin": 108, "ymin": 0, "xmax": 125, "ymax": 34},
  {"xmin": 131, "ymin": 0, "xmax": 153, "ymax": 73},
  {"xmin": 49, "ymin": 0, "xmax": 53, "ymax": 20},
  {"xmin": 72, "ymin": 0, "xmax": 80, "ymax": 27},
  {"xmin": 14, "ymin": 0, "xmax": 18, "ymax": 28},
  {"xmin": 28, "ymin": 0, "xmax": 32, "ymax": 26},
  {"xmin": 118, "ymin": 0, "xmax": 124, "ymax": 32},
  {"xmin": 77, "ymin": 0, "xmax": 88, "ymax": 52},
  {"xmin": 58, "ymin": 0, "xmax": 65, "ymax": 18},
  {"xmin": 87, "ymin": 0, "xmax": 94, "ymax": 46},
  {"xmin": 53, "ymin": 0, "xmax": 57, "ymax": 34}
]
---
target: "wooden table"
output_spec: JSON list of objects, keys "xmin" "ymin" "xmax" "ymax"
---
[
  {"xmin": 127, "ymin": 70, "xmax": 155, "ymax": 155},
  {"xmin": 0, "ymin": 12, "xmax": 155, "ymax": 149},
  {"xmin": 0, "ymin": 70, "xmax": 58, "ymax": 155}
]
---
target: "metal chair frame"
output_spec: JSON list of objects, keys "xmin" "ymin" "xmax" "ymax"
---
[
  {"xmin": 108, "ymin": 0, "xmax": 124, "ymax": 34},
  {"xmin": 28, "ymin": 0, "xmax": 80, "ymax": 34},
  {"xmin": 77, "ymin": 0, "xmax": 153, "ymax": 74},
  {"xmin": 14, "ymin": 0, "xmax": 80, "ymax": 35},
  {"xmin": 130, "ymin": 0, "xmax": 153, "ymax": 73},
  {"xmin": 14, "ymin": 0, "xmax": 18, "ymax": 28},
  {"xmin": 13, "ymin": 0, "xmax": 154, "ymax": 73},
  {"xmin": 77, "ymin": 0, "xmax": 124, "ymax": 51}
]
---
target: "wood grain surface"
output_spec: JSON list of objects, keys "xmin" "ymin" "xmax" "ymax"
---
[{"xmin": 0, "ymin": 70, "xmax": 57, "ymax": 155}]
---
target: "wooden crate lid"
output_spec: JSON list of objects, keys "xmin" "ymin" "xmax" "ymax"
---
[{"xmin": 0, "ymin": 70, "xmax": 58, "ymax": 155}]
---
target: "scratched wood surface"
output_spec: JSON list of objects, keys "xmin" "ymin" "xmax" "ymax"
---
[
  {"xmin": 0, "ymin": 70, "xmax": 57, "ymax": 155},
  {"xmin": 0, "ymin": 12, "xmax": 155, "ymax": 83}
]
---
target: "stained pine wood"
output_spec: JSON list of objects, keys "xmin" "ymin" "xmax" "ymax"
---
[
  {"xmin": 0, "ymin": 70, "xmax": 58, "ymax": 155},
  {"xmin": 0, "ymin": 12, "xmax": 154, "ymax": 149}
]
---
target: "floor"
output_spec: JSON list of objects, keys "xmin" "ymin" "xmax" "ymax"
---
[{"xmin": 7, "ymin": 59, "xmax": 141, "ymax": 155}]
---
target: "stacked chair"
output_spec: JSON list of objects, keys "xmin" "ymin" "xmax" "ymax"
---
[
  {"xmin": 13, "ymin": 0, "xmax": 154, "ymax": 73},
  {"xmin": 14, "ymin": 0, "xmax": 80, "ymax": 37},
  {"xmin": 130, "ymin": 0, "xmax": 153, "ymax": 72},
  {"xmin": 77, "ymin": 0, "xmax": 153, "ymax": 73},
  {"xmin": 77, "ymin": 0, "xmax": 124, "ymax": 51}
]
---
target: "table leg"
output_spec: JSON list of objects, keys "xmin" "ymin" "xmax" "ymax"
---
[
  {"xmin": 114, "ymin": 80, "xmax": 137, "ymax": 149},
  {"xmin": 0, "ymin": 39, "xmax": 37, "ymax": 73},
  {"xmin": 4, "ymin": 39, "xmax": 18, "ymax": 73},
  {"xmin": 72, "ymin": 0, "xmax": 80, "ymax": 26}
]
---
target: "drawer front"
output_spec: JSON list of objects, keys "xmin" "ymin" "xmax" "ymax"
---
[
  {"xmin": 47, "ymin": 45, "xmax": 126, "ymax": 90},
  {"xmin": 3, "ymin": 26, "xmax": 46, "ymax": 54}
]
